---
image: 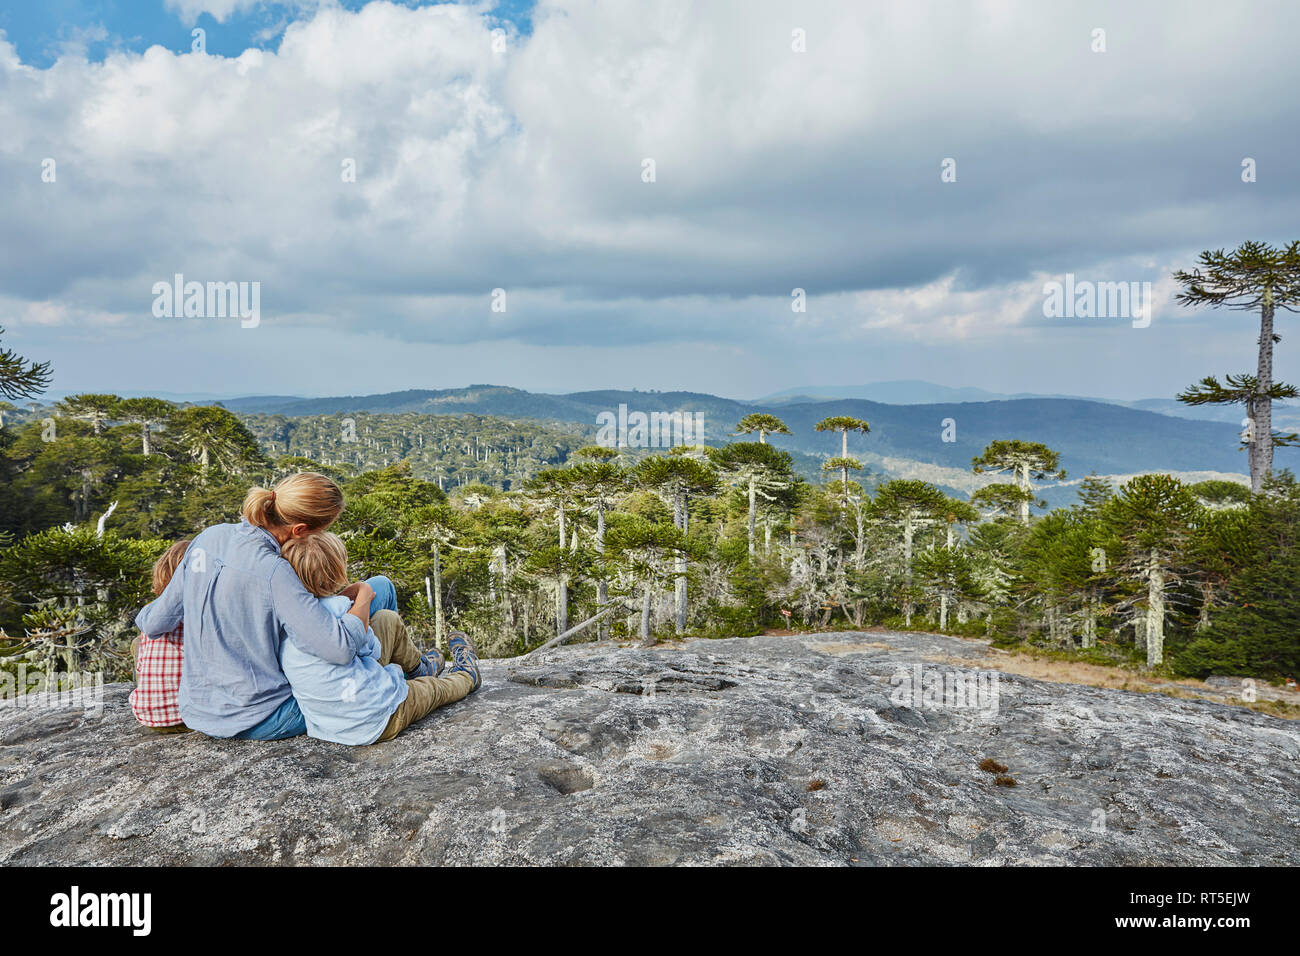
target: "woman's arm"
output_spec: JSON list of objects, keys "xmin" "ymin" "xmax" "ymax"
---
[
  {"xmin": 134, "ymin": 557, "xmax": 185, "ymax": 637},
  {"xmin": 271, "ymin": 563, "xmax": 368, "ymax": 664}
]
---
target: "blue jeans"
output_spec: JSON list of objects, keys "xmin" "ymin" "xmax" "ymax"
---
[
  {"xmin": 234, "ymin": 695, "xmax": 307, "ymax": 741},
  {"xmin": 236, "ymin": 576, "xmax": 398, "ymax": 742},
  {"xmin": 367, "ymin": 575, "xmax": 398, "ymax": 616}
]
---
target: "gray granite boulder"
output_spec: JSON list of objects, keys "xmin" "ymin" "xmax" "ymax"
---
[{"xmin": 1, "ymin": 630, "xmax": 1296, "ymax": 865}]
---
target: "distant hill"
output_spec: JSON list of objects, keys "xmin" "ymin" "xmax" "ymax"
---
[
  {"xmin": 759, "ymin": 380, "xmax": 1300, "ymax": 433},
  {"xmin": 757, "ymin": 380, "xmax": 1058, "ymax": 405},
  {"xmin": 218, "ymin": 385, "xmax": 1298, "ymax": 489}
]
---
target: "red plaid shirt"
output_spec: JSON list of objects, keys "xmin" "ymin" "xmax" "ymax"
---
[{"xmin": 130, "ymin": 624, "xmax": 185, "ymax": 727}]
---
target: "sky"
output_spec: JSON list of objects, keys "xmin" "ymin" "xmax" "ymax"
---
[{"xmin": 1, "ymin": 0, "xmax": 1298, "ymax": 403}]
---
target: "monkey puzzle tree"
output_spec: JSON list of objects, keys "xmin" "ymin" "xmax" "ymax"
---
[
  {"xmin": 634, "ymin": 453, "xmax": 718, "ymax": 633},
  {"xmin": 1186, "ymin": 505, "xmax": 1252, "ymax": 631},
  {"xmin": 1104, "ymin": 473, "xmax": 1201, "ymax": 667},
  {"xmin": 0, "ymin": 326, "xmax": 52, "ymax": 400},
  {"xmin": 115, "ymin": 396, "xmax": 176, "ymax": 456},
  {"xmin": 568, "ymin": 447, "xmax": 628, "ymax": 638},
  {"xmin": 971, "ymin": 440, "xmax": 1065, "ymax": 524},
  {"xmin": 1173, "ymin": 240, "xmax": 1300, "ymax": 493},
  {"xmin": 971, "ymin": 482, "xmax": 1038, "ymax": 521},
  {"xmin": 913, "ymin": 544, "xmax": 981, "ymax": 632},
  {"xmin": 1179, "ymin": 472, "xmax": 1300, "ymax": 679},
  {"xmin": 1018, "ymin": 509, "xmax": 1108, "ymax": 648},
  {"xmin": 814, "ymin": 416, "xmax": 870, "ymax": 502},
  {"xmin": 708, "ymin": 441, "xmax": 796, "ymax": 557},
  {"xmin": 1187, "ymin": 478, "xmax": 1252, "ymax": 510},
  {"xmin": 168, "ymin": 405, "xmax": 262, "ymax": 476},
  {"xmin": 605, "ymin": 513, "xmax": 684, "ymax": 644},
  {"xmin": 1176, "ymin": 374, "xmax": 1299, "ymax": 483},
  {"xmin": 57, "ymin": 394, "xmax": 120, "ymax": 436},
  {"xmin": 524, "ymin": 466, "xmax": 582, "ymax": 636},
  {"xmin": 870, "ymin": 479, "xmax": 948, "ymax": 626},
  {"xmin": 399, "ymin": 503, "xmax": 467, "ymax": 651},
  {"xmin": 733, "ymin": 413, "xmax": 790, "ymax": 444}
]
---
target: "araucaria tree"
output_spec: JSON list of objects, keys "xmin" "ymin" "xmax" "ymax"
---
[
  {"xmin": 1104, "ymin": 474, "xmax": 1201, "ymax": 667},
  {"xmin": 634, "ymin": 452, "xmax": 718, "ymax": 633},
  {"xmin": 1173, "ymin": 240, "xmax": 1300, "ymax": 492},
  {"xmin": 815, "ymin": 415, "xmax": 870, "ymax": 504},
  {"xmin": 733, "ymin": 413, "xmax": 790, "ymax": 444},
  {"xmin": 0, "ymin": 326, "xmax": 52, "ymax": 400},
  {"xmin": 971, "ymin": 440, "xmax": 1065, "ymax": 524},
  {"xmin": 870, "ymin": 479, "xmax": 948, "ymax": 626},
  {"xmin": 708, "ymin": 441, "xmax": 796, "ymax": 557}
]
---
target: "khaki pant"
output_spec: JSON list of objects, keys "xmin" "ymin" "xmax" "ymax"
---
[{"xmin": 370, "ymin": 610, "xmax": 475, "ymax": 743}]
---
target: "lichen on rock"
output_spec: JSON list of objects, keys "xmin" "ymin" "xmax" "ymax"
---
[{"xmin": 1, "ymin": 630, "xmax": 1297, "ymax": 866}]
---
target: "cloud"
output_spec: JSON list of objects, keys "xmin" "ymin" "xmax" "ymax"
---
[
  {"xmin": 1, "ymin": 0, "xmax": 1298, "ymax": 396},
  {"xmin": 162, "ymin": 0, "xmax": 293, "ymax": 25}
]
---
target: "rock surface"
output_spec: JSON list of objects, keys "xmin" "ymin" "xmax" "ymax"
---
[{"xmin": 2, "ymin": 629, "xmax": 1297, "ymax": 866}]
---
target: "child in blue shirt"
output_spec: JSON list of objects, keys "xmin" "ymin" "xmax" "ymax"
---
[{"xmin": 280, "ymin": 532, "xmax": 481, "ymax": 745}]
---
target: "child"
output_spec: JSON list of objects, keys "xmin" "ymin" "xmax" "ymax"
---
[
  {"xmin": 129, "ymin": 539, "xmax": 192, "ymax": 731},
  {"xmin": 279, "ymin": 532, "xmax": 480, "ymax": 745}
]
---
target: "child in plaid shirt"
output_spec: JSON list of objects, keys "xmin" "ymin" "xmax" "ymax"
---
[{"xmin": 129, "ymin": 539, "xmax": 191, "ymax": 731}]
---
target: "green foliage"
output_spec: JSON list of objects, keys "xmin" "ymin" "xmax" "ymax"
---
[
  {"xmin": 1176, "ymin": 472, "xmax": 1300, "ymax": 680},
  {"xmin": 0, "ymin": 388, "xmax": 1294, "ymax": 686}
]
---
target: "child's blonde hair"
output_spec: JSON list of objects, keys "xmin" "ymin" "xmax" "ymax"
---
[
  {"xmin": 242, "ymin": 472, "xmax": 344, "ymax": 533},
  {"xmin": 153, "ymin": 539, "xmax": 191, "ymax": 596},
  {"xmin": 281, "ymin": 532, "xmax": 350, "ymax": 598}
]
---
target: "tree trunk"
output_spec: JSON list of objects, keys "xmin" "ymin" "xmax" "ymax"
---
[
  {"xmin": 854, "ymin": 504, "xmax": 865, "ymax": 569},
  {"xmin": 1146, "ymin": 549, "xmax": 1164, "ymax": 667},
  {"xmin": 747, "ymin": 477, "xmax": 757, "ymax": 556},
  {"xmin": 640, "ymin": 584, "xmax": 653, "ymax": 644},
  {"xmin": 673, "ymin": 493, "xmax": 687, "ymax": 634},
  {"xmin": 596, "ymin": 504, "xmax": 609, "ymax": 640},
  {"xmin": 1252, "ymin": 284, "xmax": 1275, "ymax": 493},
  {"xmin": 1082, "ymin": 596, "xmax": 1097, "ymax": 648},
  {"xmin": 432, "ymin": 542, "xmax": 445, "ymax": 651},
  {"xmin": 556, "ymin": 503, "xmax": 568, "ymax": 636},
  {"xmin": 1018, "ymin": 461, "xmax": 1030, "ymax": 523},
  {"xmin": 902, "ymin": 516, "xmax": 915, "ymax": 627},
  {"xmin": 141, "ymin": 422, "xmax": 152, "ymax": 456}
]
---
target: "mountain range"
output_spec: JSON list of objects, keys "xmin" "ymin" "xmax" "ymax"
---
[{"xmin": 216, "ymin": 384, "xmax": 1299, "ymax": 502}]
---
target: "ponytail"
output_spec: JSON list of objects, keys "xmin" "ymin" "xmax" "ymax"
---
[{"xmin": 241, "ymin": 472, "xmax": 343, "ymax": 533}]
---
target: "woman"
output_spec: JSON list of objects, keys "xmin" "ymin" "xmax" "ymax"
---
[{"xmin": 135, "ymin": 472, "xmax": 379, "ymax": 740}]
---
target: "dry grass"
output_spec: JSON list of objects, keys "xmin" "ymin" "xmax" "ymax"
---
[
  {"xmin": 807, "ymin": 778, "xmax": 827, "ymax": 792},
  {"xmin": 993, "ymin": 775, "xmax": 1017, "ymax": 788},
  {"xmin": 978, "ymin": 758, "xmax": 1008, "ymax": 774},
  {"xmin": 938, "ymin": 650, "xmax": 1300, "ymax": 720}
]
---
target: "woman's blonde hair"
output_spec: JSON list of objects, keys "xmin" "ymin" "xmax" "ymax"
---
[
  {"xmin": 152, "ymin": 538, "xmax": 191, "ymax": 596},
  {"xmin": 241, "ymin": 472, "xmax": 344, "ymax": 533},
  {"xmin": 281, "ymin": 532, "xmax": 350, "ymax": 598}
]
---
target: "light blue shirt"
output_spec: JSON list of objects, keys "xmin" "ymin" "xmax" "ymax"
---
[
  {"xmin": 134, "ymin": 520, "xmax": 368, "ymax": 737},
  {"xmin": 281, "ymin": 595, "xmax": 409, "ymax": 745}
]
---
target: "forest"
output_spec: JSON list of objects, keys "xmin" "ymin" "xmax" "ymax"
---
[
  {"xmin": 1, "ymin": 242, "xmax": 1298, "ymax": 689},
  {"xmin": 1, "ymin": 382, "xmax": 1297, "ymax": 688}
]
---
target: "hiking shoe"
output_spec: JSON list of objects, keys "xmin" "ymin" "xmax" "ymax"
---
[
  {"xmin": 407, "ymin": 649, "xmax": 445, "ymax": 679},
  {"xmin": 446, "ymin": 630, "xmax": 481, "ymax": 691}
]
